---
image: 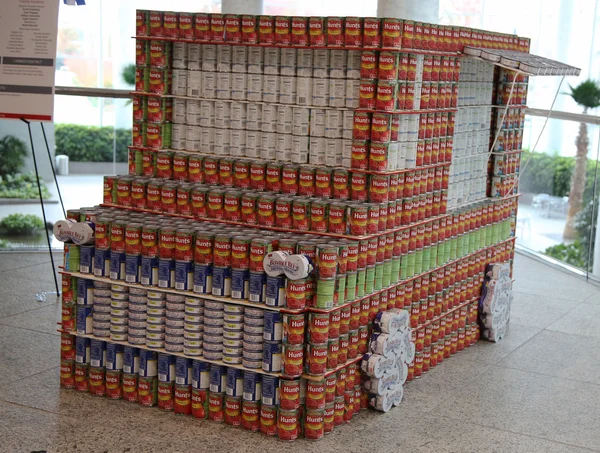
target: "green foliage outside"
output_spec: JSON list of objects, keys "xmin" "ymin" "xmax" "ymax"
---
[
  {"xmin": 0, "ymin": 173, "xmax": 51, "ymax": 199},
  {"xmin": 0, "ymin": 135, "xmax": 29, "ymax": 177},
  {"xmin": 544, "ymin": 240, "xmax": 587, "ymax": 269},
  {"xmin": 122, "ymin": 64, "xmax": 136, "ymax": 86},
  {"xmin": 0, "ymin": 214, "xmax": 45, "ymax": 235},
  {"xmin": 54, "ymin": 124, "xmax": 130, "ymax": 162}
]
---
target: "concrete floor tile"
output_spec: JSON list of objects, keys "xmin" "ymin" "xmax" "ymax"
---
[
  {"xmin": 0, "ymin": 252, "xmax": 62, "ymax": 271},
  {"xmin": 0, "ymin": 302, "xmax": 61, "ymax": 336},
  {"xmin": 499, "ymin": 330, "xmax": 600, "ymax": 385},
  {"xmin": 0, "ymin": 279, "xmax": 60, "ymax": 317},
  {"xmin": 509, "ymin": 292, "xmax": 581, "ymax": 329},
  {"xmin": 436, "ymin": 366, "xmax": 600, "ymax": 451},
  {"xmin": 2, "ymin": 261, "xmax": 61, "ymax": 286},
  {"xmin": 582, "ymin": 292, "xmax": 600, "ymax": 305},
  {"xmin": 546, "ymin": 303, "xmax": 600, "ymax": 339},
  {"xmin": 459, "ymin": 323, "xmax": 542, "ymax": 364}
]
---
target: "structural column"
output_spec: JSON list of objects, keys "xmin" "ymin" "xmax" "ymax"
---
[
  {"xmin": 221, "ymin": 0, "xmax": 263, "ymax": 15},
  {"xmin": 377, "ymin": 0, "xmax": 439, "ymax": 23}
]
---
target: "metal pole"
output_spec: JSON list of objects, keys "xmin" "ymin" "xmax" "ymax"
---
[
  {"xmin": 21, "ymin": 118, "xmax": 60, "ymax": 295},
  {"xmin": 40, "ymin": 123, "xmax": 66, "ymax": 218}
]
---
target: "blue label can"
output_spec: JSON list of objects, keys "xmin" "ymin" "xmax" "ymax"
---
[
  {"xmin": 265, "ymin": 275, "xmax": 286, "ymax": 307},
  {"xmin": 175, "ymin": 357, "xmax": 192, "ymax": 385},
  {"xmin": 123, "ymin": 346, "xmax": 140, "ymax": 374},
  {"xmin": 212, "ymin": 266, "xmax": 232, "ymax": 297},
  {"xmin": 125, "ymin": 253, "xmax": 141, "ymax": 283},
  {"xmin": 76, "ymin": 305, "xmax": 93, "ymax": 334},
  {"xmin": 193, "ymin": 263, "xmax": 213, "ymax": 294},
  {"xmin": 248, "ymin": 271, "xmax": 266, "ymax": 303},
  {"xmin": 231, "ymin": 268, "xmax": 250, "ymax": 300},
  {"xmin": 93, "ymin": 248, "xmax": 111, "ymax": 277},
  {"xmin": 141, "ymin": 256, "xmax": 159, "ymax": 286},
  {"xmin": 79, "ymin": 245, "xmax": 95, "ymax": 274},
  {"xmin": 262, "ymin": 340, "xmax": 283, "ymax": 372},
  {"xmin": 226, "ymin": 368, "xmax": 244, "ymax": 397},
  {"xmin": 90, "ymin": 339, "xmax": 106, "ymax": 368},
  {"xmin": 105, "ymin": 343, "xmax": 124, "ymax": 371},
  {"xmin": 243, "ymin": 370, "xmax": 262, "ymax": 402},
  {"xmin": 261, "ymin": 375, "xmax": 280, "ymax": 406},
  {"xmin": 76, "ymin": 278, "xmax": 94, "ymax": 305},
  {"xmin": 263, "ymin": 311, "xmax": 283, "ymax": 341},
  {"xmin": 158, "ymin": 352, "xmax": 176, "ymax": 382},
  {"xmin": 209, "ymin": 364, "xmax": 226, "ymax": 393},
  {"xmin": 109, "ymin": 250, "xmax": 126, "ymax": 281},
  {"xmin": 139, "ymin": 350, "xmax": 158, "ymax": 377},
  {"xmin": 158, "ymin": 258, "xmax": 175, "ymax": 288},
  {"xmin": 75, "ymin": 336, "xmax": 91, "ymax": 364},
  {"xmin": 175, "ymin": 260, "xmax": 194, "ymax": 291},
  {"xmin": 191, "ymin": 360, "xmax": 209, "ymax": 389}
]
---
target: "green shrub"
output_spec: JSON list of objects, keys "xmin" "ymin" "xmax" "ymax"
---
[
  {"xmin": 544, "ymin": 240, "xmax": 587, "ymax": 269},
  {"xmin": 0, "ymin": 214, "xmax": 45, "ymax": 235},
  {"xmin": 54, "ymin": 124, "xmax": 130, "ymax": 162},
  {"xmin": 0, "ymin": 135, "xmax": 29, "ymax": 177},
  {"xmin": 0, "ymin": 172, "xmax": 51, "ymax": 199}
]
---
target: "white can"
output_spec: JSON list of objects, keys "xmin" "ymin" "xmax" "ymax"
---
[
  {"xmin": 296, "ymin": 77, "xmax": 312, "ymax": 106},
  {"xmin": 186, "ymin": 99, "xmax": 201, "ymax": 126},
  {"xmin": 261, "ymin": 132, "xmax": 277, "ymax": 160},
  {"xmin": 231, "ymin": 73, "xmax": 248, "ymax": 101},
  {"xmin": 345, "ymin": 79, "xmax": 360, "ymax": 108},
  {"xmin": 309, "ymin": 109, "xmax": 326, "ymax": 137},
  {"xmin": 213, "ymin": 128, "xmax": 231, "ymax": 156},
  {"xmin": 187, "ymin": 71, "xmax": 202, "ymax": 98},
  {"xmin": 277, "ymin": 105, "xmax": 293, "ymax": 134},
  {"xmin": 214, "ymin": 101, "xmax": 231, "ymax": 129},
  {"xmin": 245, "ymin": 130, "xmax": 260, "ymax": 158},
  {"xmin": 231, "ymin": 45, "xmax": 248, "ymax": 73},
  {"xmin": 187, "ymin": 44, "xmax": 202, "ymax": 71},
  {"xmin": 342, "ymin": 139, "xmax": 352, "ymax": 159},
  {"xmin": 296, "ymin": 49, "xmax": 313, "ymax": 77},
  {"xmin": 230, "ymin": 102, "xmax": 247, "ymax": 130},
  {"xmin": 200, "ymin": 100, "xmax": 215, "ymax": 128},
  {"xmin": 247, "ymin": 74, "xmax": 263, "ymax": 102},
  {"xmin": 186, "ymin": 125, "xmax": 200, "ymax": 151},
  {"xmin": 172, "ymin": 42, "xmax": 188, "ymax": 69},
  {"xmin": 326, "ymin": 138, "xmax": 342, "ymax": 167},
  {"xmin": 312, "ymin": 78, "xmax": 329, "ymax": 107},
  {"xmin": 309, "ymin": 137, "xmax": 326, "ymax": 165},
  {"xmin": 292, "ymin": 107, "xmax": 310, "ymax": 136},
  {"xmin": 346, "ymin": 50, "xmax": 361, "ymax": 79},
  {"xmin": 325, "ymin": 109, "xmax": 342, "ymax": 138},
  {"xmin": 291, "ymin": 135, "xmax": 309, "ymax": 164},
  {"xmin": 171, "ymin": 124, "xmax": 186, "ymax": 150},
  {"xmin": 313, "ymin": 49, "xmax": 329, "ymax": 78},
  {"xmin": 330, "ymin": 50, "xmax": 347, "ymax": 79},
  {"xmin": 201, "ymin": 127, "xmax": 215, "ymax": 155},
  {"xmin": 201, "ymin": 72, "xmax": 217, "ymax": 98},
  {"xmin": 280, "ymin": 48, "xmax": 297, "ymax": 76},
  {"xmin": 217, "ymin": 45, "xmax": 232, "ymax": 72},
  {"xmin": 173, "ymin": 98, "xmax": 186, "ymax": 124},
  {"xmin": 329, "ymin": 79, "xmax": 346, "ymax": 108},
  {"xmin": 261, "ymin": 105, "xmax": 276, "ymax": 132},
  {"xmin": 264, "ymin": 47, "xmax": 280, "ymax": 75},
  {"xmin": 263, "ymin": 75, "xmax": 279, "ymax": 104},
  {"xmin": 172, "ymin": 69, "xmax": 188, "ymax": 96},
  {"xmin": 246, "ymin": 103, "xmax": 262, "ymax": 131},
  {"xmin": 389, "ymin": 142, "xmax": 399, "ymax": 170},
  {"xmin": 202, "ymin": 44, "xmax": 217, "ymax": 71},
  {"xmin": 279, "ymin": 76, "xmax": 296, "ymax": 104},
  {"xmin": 342, "ymin": 111, "xmax": 354, "ymax": 139},
  {"xmin": 247, "ymin": 47, "xmax": 264, "ymax": 74},
  {"xmin": 229, "ymin": 129, "xmax": 246, "ymax": 157},
  {"xmin": 216, "ymin": 72, "xmax": 232, "ymax": 99},
  {"xmin": 276, "ymin": 134, "xmax": 293, "ymax": 162}
]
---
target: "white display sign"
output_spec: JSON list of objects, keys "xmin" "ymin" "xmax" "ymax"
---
[
  {"xmin": 480, "ymin": 262, "xmax": 513, "ymax": 342},
  {"xmin": 0, "ymin": 0, "xmax": 60, "ymax": 122}
]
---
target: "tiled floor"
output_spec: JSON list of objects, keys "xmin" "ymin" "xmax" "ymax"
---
[{"xmin": 0, "ymin": 252, "xmax": 599, "ymax": 453}]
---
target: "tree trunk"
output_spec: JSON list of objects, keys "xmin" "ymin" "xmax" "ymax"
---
[{"xmin": 563, "ymin": 120, "xmax": 589, "ymax": 240}]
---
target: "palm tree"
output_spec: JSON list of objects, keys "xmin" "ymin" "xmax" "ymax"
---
[{"xmin": 563, "ymin": 79, "xmax": 600, "ymax": 240}]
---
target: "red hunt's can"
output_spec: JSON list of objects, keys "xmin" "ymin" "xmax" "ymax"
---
[
  {"xmin": 257, "ymin": 195, "xmax": 276, "ymax": 227},
  {"xmin": 149, "ymin": 10, "xmax": 163, "ymax": 37},
  {"xmin": 378, "ymin": 51, "xmax": 399, "ymax": 80},
  {"xmin": 353, "ymin": 112, "xmax": 371, "ymax": 140},
  {"xmin": 155, "ymin": 152, "xmax": 173, "ymax": 179},
  {"xmin": 402, "ymin": 20, "xmax": 415, "ymax": 48},
  {"xmin": 309, "ymin": 16, "xmax": 326, "ymax": 46},
  {"xmin": 360, "ymin": 51, "xmax": 378, "ymax": 79},
  {"xmin": 278, "ymin": 409, "xmax": 299, "ymax": 441},
  {"xmin": 414, "ymin": 21, "xmax": 423, "ymax": 49},
  {"xmin": 266, "ymin": 163, "xmax": 282, "ymax": 193},
  {"xmin": 223, "ymin": 191, "xmax": 242, "ymax": 222},
  {"xmin": 233, "ymin": 160, "xmax": 250, "ymax": 189},
  {"xmin": 291, "ymin": 16, "xmax": 308, "ymax": 46},
  {"xmin": 260, "ymin": 404, "xmax": 278, "ymax": 436},
  {"xmin": 332, "ymin": 169, "xmax": 350, "ymax": 200},
  {"xmin": 194, "ymin": 13, "xmax": 210, "ymax": 41},
  {"xmin": 328, "ymin": 203, "xmax": 348, "ymax": 235},
  {"xmin": 274, "ymin": 16, "xmax": 291, "ymax": 45},
  {"xmin": 219, "ymin": 158, "xmax": 235, "ymax": 188},
  {"xmin": 344, "ymin": 17, "xmax": 362, "ymax": 47},
  {"xmin": 282, "ymin": 165, "xmax": 300, "ymax": 195},
  {"xmin": 172, "ymin": 154, "xmax": 188, "ymax": 181},
  {"xmin": 210, "ymin": 14, "xmax": 225, "ymax": 42},
  {"xmin": 371, "ymin": 113, "xmax": 392, "ymax": 143},
  {"xmin": 376, "ymin": 80, "xmax": 397, "ymax": 112},
  {"xmin": 315, "ymin": 168, "xmax": 333, "ymax": 198},
  {"xmin": 250, "ymin": 162, "xmax": 266, "ymax": 191},
  {"xmin": 359, "ymin": 79, "xmax": 376, "ymax": 109},
  {"xmin": 241, "ymin": 15, "xmax": 258, "ymax": 43},
  {"xmin": 190, "ymin": 187, "xmax": 208, "ymax": 218},
  {"xmin": 310, "ymin": 200, "xmax": 328, "ymax": 233},
  {"xmin": 382, "ymin": 18, "xmax": 403, "ymax": 48},
  {"xmin": 192, "ymin": 388, "xmax": 208, "ymax": 419},
  {"xmin": 225, "ymin": 396, "xmax": 242, "ymax": 426},
  {"xmin": 292, "ymin": 198, "xmax": 310, "ymax": 231},
  {"xmin": 163, "ymin": 11, "xmax": 178, "ymax": 38},
  {"xmin": 258, "ymin": 15, "xmax": 275, "ymax": 44},
  {"xmin": 225, "ymin": 14, "xmax": 241, "ymax": 43},
  {"xmin": 178, "ymin": 12, "xmax": 194, "ymax": 40},
  {"xmin": 208, "ymin": 392, "xmax": 225, "ymax": 422},
  {"xmin": 350, "ymin": 172, "xmax": 368, "ymax": 202},
  {"xmin": 242, "ymin": 401, "xmax": 260, "ymax": 431},
  {"xmin": 351, "ymin": 140, "xmax": 369, "ymax": 170},
  {"xmin": 275, "ymin": 197, "xmax": 293, "ymax": 228},
  {"xmin": 299, "ymin": 167, "xmax": 316, "ymax": 197},
  {"xmin": 362, "ymin": 17, "xmax": 381, "ymax": 48},
  {"xmin": 136, "ymin": 10, "xmax": 150, "ymax": 37},
  {"xmin": 326, "ymin": 17, "xmax": 344, "ymax": 46},
  {"xmin": 369, "ymin": 174, "xmax": 390, "ymax": 203}
]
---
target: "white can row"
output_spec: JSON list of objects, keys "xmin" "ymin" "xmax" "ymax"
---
[
  {"xmin": 455, "ymin": 106, "xmax": 493, "ymax": 132},
  {"xmin": 453, "ymin": 129, "xmax": 491, "ymax": 157},
  {"xmin": 172, "ymin": 69, "xmax": 360, "ymax": 108},
  {"xmin": 456, "ymin": 81, "xmax": 495, "ymax": 107},
  {"xmin": 457, "ymin": 58, "xmax": 495, "ymax": 83},
  {"xmin": 448, "ymin": 176, "xmax": 488, "ymax": 210}
]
